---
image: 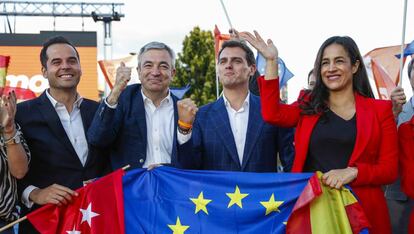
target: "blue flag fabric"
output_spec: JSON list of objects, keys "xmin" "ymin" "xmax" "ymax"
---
[
  {"xmin": 123, "ymin": 166, "xmax": 313, "ymax": 234},
  {"xmin": 170, "ymin": 84, "xmax": 191, "ymax": 99},
  {"xmin": 256, "ymin": 53, "xmax": 294, "ymax": 88},
  {"xmin": 395, "ymin": 40, "xmax": 414, "ymax": 58}
]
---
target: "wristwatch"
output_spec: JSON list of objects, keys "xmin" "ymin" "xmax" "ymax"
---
[
  {"xmin": 178, "ymin": 126, "xmax": 192, "ymax": 135},
  {"xmin": 5, "ymin": 130, "xmax": 23, "ymax": 145}
]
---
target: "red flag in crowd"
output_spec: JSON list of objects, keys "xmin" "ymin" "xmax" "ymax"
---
[
  {"xmin": 214, "ymin": 25, "xmax": 231, "ymax": 62},
  {"xmin": 0, "ymin": 55, "xmax": 10, "ymax": 94},
  {"xmin": 27, "ymin": 169, "xmax": 125, "ymax": 234}
]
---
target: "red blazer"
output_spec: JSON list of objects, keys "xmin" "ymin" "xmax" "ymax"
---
[
  {"xmin": 399, "ymin": 117, "xmax": 414, "ymax": 234},
  {"xmin": 258, "ymin": 77, "xmax": 398, "ymax": 234}
]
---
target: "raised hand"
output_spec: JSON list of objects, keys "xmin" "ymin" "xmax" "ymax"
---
[
  {"xmin": 177, "ymin": 98, "xmax": 198, "ymax": 127},
  {"xmin": 107, "ymin": 62, "xmax": 132, "ymax": 105},
  {"xmin": 390, "ymin": 86, "xmax": 406, "ymax": 118},
  {"xmin": 0, "ymin": 91, "xmax": 17, "ymax": 135},
  {"xmin": 238, "ymin": 30, "xmax": 278, "ymax": 61},
  {"xmin": 229, "ymin": 28, "xmax": 240, "ymax": 40}
]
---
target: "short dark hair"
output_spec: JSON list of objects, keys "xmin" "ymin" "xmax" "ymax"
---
[
  {"xmin": 408, "ymin": 59, "xmax": 413, "ymax": 78},
  {"xmin": 218, "ymin": 40, "xmax": 256, "ymax": 66},
  {"xmin": 40, "ymin": 36, "xmax": 80, "ymax": 68}
]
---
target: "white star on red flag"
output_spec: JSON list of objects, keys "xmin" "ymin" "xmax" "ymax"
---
[
  {"xmin": 66, "ymin": 226, "xmax": 81, "ymax": 234},
  {"xmin": 80, "ymin": 202, "xmax": 100, "ymax": 227}
]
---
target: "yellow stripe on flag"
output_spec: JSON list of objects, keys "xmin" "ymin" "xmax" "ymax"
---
[
  {"xmin": 0, "ymin": 68, "xmax": 6, "ymax": 87},
  {"xmin": 309, "ymin": 172, "xmax": 354, "ymax": 234}
]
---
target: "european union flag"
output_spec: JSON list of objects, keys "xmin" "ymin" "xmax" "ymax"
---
[
  {"xmin": 395, "ymin": 40, "xmax": 414, "ymax": 59},
  {"xmin": 123, "ymin": 166, "xmax": 312, "ymax": 234},
  {"xmin": 256, "ymin": 53, "xmax": 294, "ymax": 88}
]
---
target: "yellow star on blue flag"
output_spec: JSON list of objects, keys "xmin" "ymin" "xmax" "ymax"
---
[
  {"xmin": 190, "ymin": 191, "xmax": 212, "ymax": 214},
  {"xmin": 168, "ymin": 217, "xmax": 189, "ymax": 234},
  {"xmin": 226, "ymin": 185, "xmax": 249, "ymax": 208},
  {"xmin": 260, "ymin": 193, "xmax": 284, "ymax": 215}
]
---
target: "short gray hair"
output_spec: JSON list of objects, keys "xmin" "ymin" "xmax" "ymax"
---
[{"xmin": 138, "ymin": 41, "xmax": 176, "ymax": 67}]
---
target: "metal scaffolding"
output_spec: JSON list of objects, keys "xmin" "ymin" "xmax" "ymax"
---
[{"xmin": 0, "ymin": 1, "xmax": 124, "ymax": 18}]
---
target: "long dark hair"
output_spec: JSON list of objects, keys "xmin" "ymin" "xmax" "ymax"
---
[{"xmin": 300, "ymin": 36, "xmax": 374, "ymax": 115}]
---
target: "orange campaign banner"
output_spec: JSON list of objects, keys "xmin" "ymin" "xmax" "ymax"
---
[
  {"xmin": 98, "ymin": 54, "xmax": 139, "ymax": 90},
  {"xmin": 214, "ymin": 25, "xmax": 231, "ymax": 62},
  {"xmin": 364, "ymin": 45, "xmax": 407, "ymax": 100},
  {"xmin": 0, "ymin": 31, "xmax": 100, "ymax": 101}
]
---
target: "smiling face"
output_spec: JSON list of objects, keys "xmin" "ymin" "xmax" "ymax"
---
[
  {"xmin": 217, "ymin": 47, "xmax": 255, "ymax": 90},
  {"xmin": 42, "ymin": 43, "xmax": 82, "ymax": 92},
  {"xmin": 320, "ymin": 43, "xmax": 359, "ymax": 93},
  {"xmin": 138, "ymin": 49, "xmax": 175, "ymax": 95}
]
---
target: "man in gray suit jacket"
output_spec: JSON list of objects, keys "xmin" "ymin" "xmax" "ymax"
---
[{"xmin": 387, "ymin": 59, "xmax": 414, "ymax": 234}]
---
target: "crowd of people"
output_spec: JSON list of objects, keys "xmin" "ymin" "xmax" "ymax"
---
[{"xmin": 0, "ymin": 30, "xmax": 413, "ymax": 234}]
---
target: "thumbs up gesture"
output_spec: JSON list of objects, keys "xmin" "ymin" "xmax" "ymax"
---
[{"xmin": 107, "ymin": 62, "xmax": 132, "ymax": 105}]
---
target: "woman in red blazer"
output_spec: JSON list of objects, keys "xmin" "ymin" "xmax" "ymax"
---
[
  {"xmin": 399, "ymin": 117, "xmax": 414, "ymax": 234},
  {"xmin": 239, "ymin": 32, "xmax": 398, "ymax": 234}
]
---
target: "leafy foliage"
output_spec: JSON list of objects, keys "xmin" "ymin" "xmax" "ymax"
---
[{"xmin": 172, "ymin": 26, "xmax": 219, "ymax": 106}]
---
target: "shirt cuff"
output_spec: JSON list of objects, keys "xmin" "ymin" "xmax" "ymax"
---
[
  {"xmin": 104, "ymin": 98, "xmax": 118, "ymax": 109},
  {"xmin": 177, "ymin": 129, "xmax": 192, "ymax": 145},
  {"xmin": 22, "ymin": 185, "xmax": 38, "ymax": 208}
]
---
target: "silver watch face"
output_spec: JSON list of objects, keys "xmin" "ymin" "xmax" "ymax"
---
[{"xmin": 14, "ymin": 134, "xmax": 22, "ymax": 144}]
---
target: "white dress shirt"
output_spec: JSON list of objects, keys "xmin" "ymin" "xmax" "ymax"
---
[
  {"xmin": 22, "ymin": 90, "xmax": 88, "ymax": 208},
  {"xmin": 223, "ymin": 93, "xmax": 250, "ymax": 165},
  {"xmin": 141, "ymin": 90, "xmax": 174, "ymax": 168}
]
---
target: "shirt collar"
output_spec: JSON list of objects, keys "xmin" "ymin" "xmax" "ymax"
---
[
  {"xmin": 46, "ymin": 89, "xmax": 83, "ymax": 109},
  {"xmin": 222, "ymin": 92, "xmax": 250, "ymax": 110},
  {"xmin": 141, "ymin": 89, "xmax": 172, "ymax": 106}
]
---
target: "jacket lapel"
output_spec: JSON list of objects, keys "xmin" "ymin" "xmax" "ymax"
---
[
  {"xmin": 37, "ymin": 92, "xmax": 78, "ymax": 158},
  {"xmin": 131, "ymin": 86, "xmax": 147, "ymax": 148},
  {"xmin": 80, "ymin": 100, "xmax": 96, "ymax": 167},
  {"xmin": 293, "ymin": 114, "xmax": 320, "ymax": 172},
  {"xmin": 211, "ymin": 98, "xmax": 240, "ymax": 167},
  {"xmin": 348, "ymin": 94, "xmax": 372, "ymax": 165},
  {"xmin": 241, "ymin": 95, "xmax": 264, "ymax": 170},
  {"xmin": 171, "ymin": 94, "xmax": 179, "ymax": 162}
]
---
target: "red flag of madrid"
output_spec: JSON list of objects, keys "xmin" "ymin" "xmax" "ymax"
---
[{"xmin": 27, "ymin": 169, "xmax": 125, "ymax": 234}]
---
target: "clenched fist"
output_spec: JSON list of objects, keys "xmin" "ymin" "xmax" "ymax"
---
[
  {"xmin": 390, "ymin": 86, "xmax": 406, "ymax": 118},
  {"xmin": 177, "ymin": 98, "xmax": 198, "ymax": 126}
]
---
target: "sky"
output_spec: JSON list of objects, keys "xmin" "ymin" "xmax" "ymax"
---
[{"xmin": 2, "ymin": 0, "xmax": 414, "ymax": 102}]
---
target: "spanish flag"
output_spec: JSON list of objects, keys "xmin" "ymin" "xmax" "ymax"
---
[
  {"xmin": 0, "ymin": 55, "xmax": 10, "ymax": 90},
  {"xmin": 0, "ymin": 55, "xmax": 36, "ymax": 100},
  {"xmin": 287, "ymin": 172, "xmax": 370, "ymax": 234}
]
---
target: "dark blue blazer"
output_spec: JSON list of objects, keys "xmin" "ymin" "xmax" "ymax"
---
[
  {"xmin": 87, "ymin": 84, "xmax": 181, "ymax": 169},
  {"xmin": 16, "ymin": 92, "xmax": 110, "ymax": 234},
  {"xmin": 177, "ymin": 94, "xmax": 294, "ymax": 172}
]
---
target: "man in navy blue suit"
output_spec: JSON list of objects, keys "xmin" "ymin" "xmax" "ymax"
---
[
  {"xmin": 87, "ymin": 42, "xmax": 197, "ymax": 170},
  {"xmin": 16, "ymin": 36, "xmax": 110, "ymax": 233},
  {"xmin": 177, "ymin": 40, "xmax": 294, "ymax": 172}
]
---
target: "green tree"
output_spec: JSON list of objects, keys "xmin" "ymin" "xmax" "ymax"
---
[{"xmin": 172, "ymin": 26, "xmax": 218, "ymax": 106}]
